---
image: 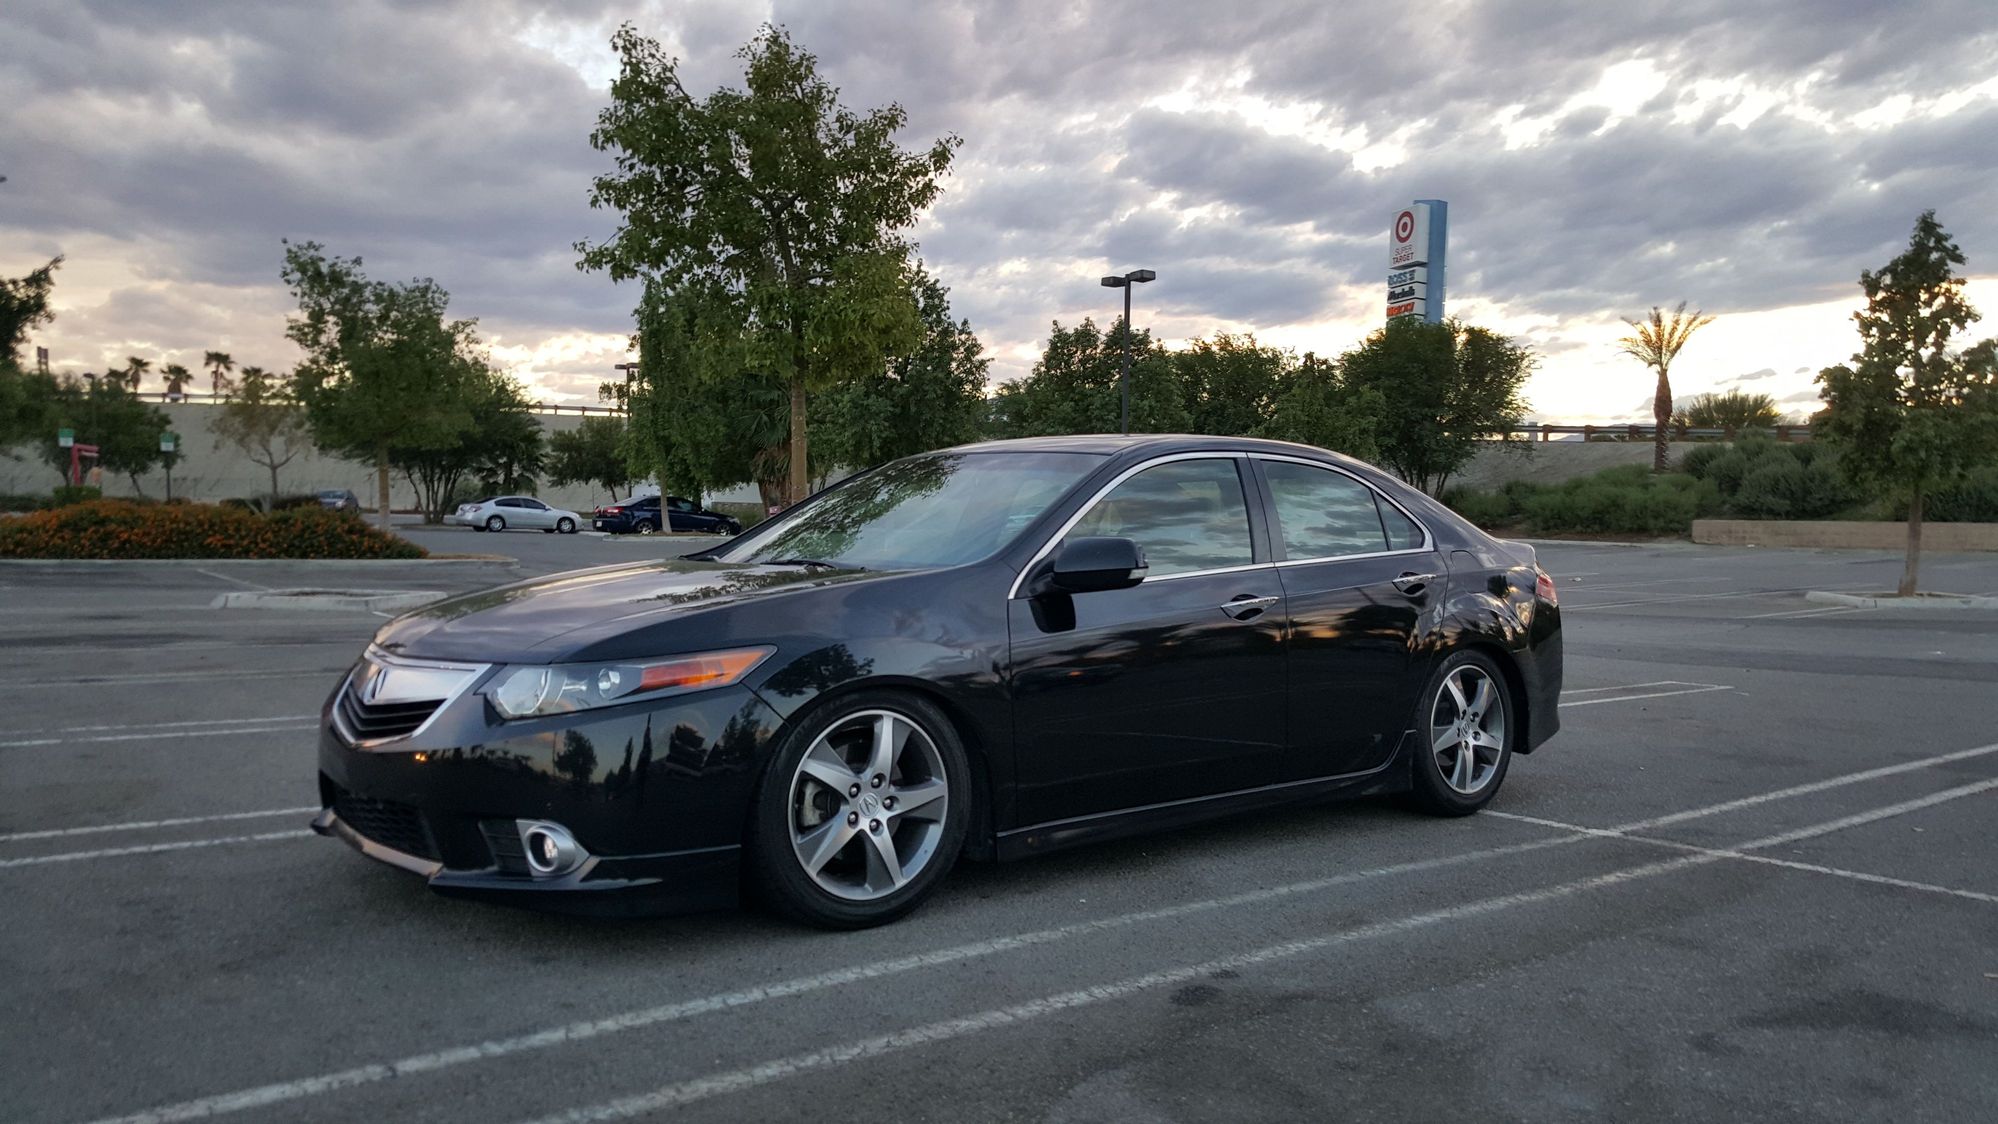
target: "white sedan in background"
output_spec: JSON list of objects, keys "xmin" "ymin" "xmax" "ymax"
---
[{"xmin": 447, "ymin": 496, "xmax": 582, "ymax": 534}]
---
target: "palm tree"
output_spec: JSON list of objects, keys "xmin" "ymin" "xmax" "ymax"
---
[
  {"xmin": 161, "ymin": 363, "xmax": 194, "ymax": 401},
  {"xmin": 203, "ymin": 350, "xmax": 235, "ymax": 397},
  {"xmin": 120, "ymin": 356, "xmax": 152, "ymax": 394},
  {"xmin": 1618, "ymin": 302, "xmax": 1715, "ymax": 472}
]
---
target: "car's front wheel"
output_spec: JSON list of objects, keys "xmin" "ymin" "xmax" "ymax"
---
[
  {"xmin": 556, "ymin": 517, "xmax": 576, "ymax": 534},
  {"xmin": 1407, "ymin": 651, "xmax": 1514, "ymax": 816},
  {"xmin": 747, "ymin": 692, "xmax": 969, "ymax": 929}
]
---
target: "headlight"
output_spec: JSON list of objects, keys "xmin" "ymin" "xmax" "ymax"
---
[{"xmin": 487, "ymin": 646, "xmax": 773, "ymax": 719}]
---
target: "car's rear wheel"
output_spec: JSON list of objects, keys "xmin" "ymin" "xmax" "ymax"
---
[
  {"xmin": 484, "ymin": 515, "xmax": 505, "ymax": 532},
  {"xmin": 556, "ymin": 517, "xmax": 576, "ymax": 534},
  {"xmin": 1407, "ymin": 651, "xmax": 1513, "ymax": 816},
  {"xmin": 747, "ymin": 692, "xmax": 968, "ymax": 929},
  {"xmin": 636, "ymin": 520, "xmax": 658, "ymax": 535}
]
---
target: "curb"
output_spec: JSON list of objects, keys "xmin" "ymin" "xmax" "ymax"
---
[
  {"xmin": 1804, "ymin": 590, "xmax": 1998, "ymax": 610},
  {"xmin": 211, "ymin": 589, "xmax": 448, "ymax": 612}
]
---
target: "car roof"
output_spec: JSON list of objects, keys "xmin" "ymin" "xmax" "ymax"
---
[{"xmin": 938, "ymin": 433, "xmax": 1374, "ymax": 470}]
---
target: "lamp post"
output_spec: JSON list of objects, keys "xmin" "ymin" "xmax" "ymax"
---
[
  {"xmin": 1099, "ymin": 269, "xmax": 1156, "ymax": 435},
  {"xmin": 611, "ymin": 362, "xmax": 640, "ymax": 414}
]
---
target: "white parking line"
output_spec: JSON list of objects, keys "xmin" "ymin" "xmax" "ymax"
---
[
  {"xmin": 76, "ymin": 741, "xmax": 1998, "ymax": 1124},
  {"xmin": 1559, "ymin": 684, "xmax": 1734, "ymax": 707},
  {"xmin": 1560, "ymin": 681, "xmax": 1710, "ymax": 695},
  {"xmin": 1740, "ymin": 604, "xmax": 1862, "ymax": 620},
  {"xmin": 0, "ymin": 723, "xmax": 320, "ymax": 749},
  {"xmin": 0, "ymin": 807, "xmax": 318, "ymax": 844},
  {"xmin": 0, "ymin": 715, "xmax": 318, "ymax": 737},
  {"xmin": 0, "ymin": 830, "xmax": 313, "ymax": 869},
  {"xmin": 1563, "ymin": 586, "xmax": 1868, "ymax": 612},
  {"xmin": 1486, "ymin": 810, "xmax": 1998, "ymax": 906},
  {"xmin": 509, "ymin": 778, "xmax": 1998, "ymax": 1124},
  {"xmin": 1615, "ymin": 740, "xmax": 1998, "ymax": 832}
]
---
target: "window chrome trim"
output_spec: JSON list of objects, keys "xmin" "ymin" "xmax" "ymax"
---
[
  {"xmin": 1008, "ymin": 452, "xmax": 1258, "ymax": 599},
  {"xmin": 1249, "ymin": 452, "xmax": 1437, "ymax": 562}
]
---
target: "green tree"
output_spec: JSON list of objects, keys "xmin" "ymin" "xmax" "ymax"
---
[
  {"xmin": 282, "ymin": 241, "xmax": 480, "ymax": 529},
  {"xmin": 392, "ymin": 366, "xmax": 544, "ymax": 522},
  {"xmin": 812, "ymin": 265, "xmax": 989, "ymax": 469},
  {"xmin": 1176, "ymin": 332, "xmax": 1288, "ymax": 436},
  {"xmin": 211, "ymin": 366, "xmax": 310, "ymax": 509},
  {"xmin": 1339, "ymin": 318, "xmax": 1533, "ymax": 494},
  {"xmin": 578, "ymin": 24, "xmax": 958, "ymax": 507},
  {"xmin": 204, "ymin": 350, "xmax": 235, "ymax": 398},
  {"xmin": 40, "ymin": 375, "xmax": 172, "ymax": 491},
  {"xmin": 627, "ymin": 282, "xmax": 793, "ymax": 504},
  {"xmin": 547, "ymin": 415, "xmax": 637, "ymax": 504},
  {"xmin": 1257, "ymin": 351, "xmax": 1385, "ymax": 462},
  {"xmin": 0, "ymin": 256, "xmax": 62, "ymax": 448},
  {"xmin": 1619, "ymin": 301, "xmax": 1716, "ymax": 472},
  {"xmin": 1817, "ymin": 211, "xmax": 1998, "ymax": 596},
  {"xmin": 1674, "ymin": 389, "xmax": 1783, "ymax": 432},
  {"xmin": 992, "ymin": 318, "xmax": 1189, "ymax": 438},
  {"xmin": 119, "ymin": 356, "xmax": 152, "ymax": 395}
]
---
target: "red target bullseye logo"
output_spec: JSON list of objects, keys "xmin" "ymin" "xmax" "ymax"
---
[{"xmin": 1394, "ymin": 210, "xmax": 1416, "ymax": 243}]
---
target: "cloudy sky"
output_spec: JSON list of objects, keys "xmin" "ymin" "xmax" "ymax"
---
[{"xmin": 5, "ymin": 0, "xmax": 1997, "ymax": 422}]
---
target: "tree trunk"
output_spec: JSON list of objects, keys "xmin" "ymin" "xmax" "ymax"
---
[
  {"xmin": 1900, "ymin": 486, "xmax": 1923, "ymax": 598},
  {"xmin": 787, "ymin": 373, "xmax": 808, "ymax": 508},
  {"xmin": 376, "ymin": 446, "xmax": 393, "ymax": 533},
  {"xmin": 268, "ymin": 462, "xmax": 280, "ymax": 512},
  {"xmin": 1652, "ymin": 369, "xmax": 1672, "ymax": 474}
]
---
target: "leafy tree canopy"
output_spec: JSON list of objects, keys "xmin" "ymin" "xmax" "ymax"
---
[
  {"xmin": 392, "ymin": 365, "xmax": 545, "ymax": 522},
  {"xmin": 212, "ymin": 366, "xmax": 310, "ymax": 508},
  {"xmin": 578, "ymin": 23, "xmax": 958, "ymax": 505},
  {"xmin": 1817, "ymin": 210, "xmax": 1998, "ymax": 594},
  {"xmin": 548, "ymin": 415, "xmax": 637, "ymax": 504},
  {"xmin": 989, "ymin": 318, "xmax": 1189, "ymax": 438},
  {"xmin": 1339, "ymin": 317, "xmax": 1533, "ymax": 494},
  {"xmin": 1256, "ymin": 351, "xmax": 1385, "ymax": 462},
  {"xmin": 1176, "ymin": 332, "xmax": 1289, "ymax": 437},
  {"xmin": 38, "ymin": 375, "xmax": 172, "ymax": 490}
]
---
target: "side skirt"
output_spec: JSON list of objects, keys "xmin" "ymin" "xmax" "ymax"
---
[{"xmin": 993, "ymin": 743, "xmax": 1413, "ymax": 863}]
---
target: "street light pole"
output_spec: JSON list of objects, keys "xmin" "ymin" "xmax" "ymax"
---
[{"xmin": 1099, "ymin": 269, "xmax": 1156, "ymax": 435}]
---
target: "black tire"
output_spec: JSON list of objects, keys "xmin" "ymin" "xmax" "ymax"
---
[
  {"xmin": 556, "ymin": 517, "xmax": 576, "ymax": 534},
  {"xmin": 745, "ymin": 689, "xmax": 970, "ymax": 929},
  {"xmin": 471, "ymin": 525, "xmax": 487, "ymax": 533},
  {"xmin": 636, "ymin": 520, "xmax": 659, "ymax": 536},
  {"xmin": 1406, "ymin": 650, "xmax": 1515, "ymax": 816},
  {"xmin": 485, "ymin": 515, "xmax": 505, "ymax": 532}
]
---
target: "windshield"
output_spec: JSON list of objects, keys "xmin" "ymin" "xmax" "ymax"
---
[{"xmin": 714, "ymin": 452, "xmax": 1102, "ymax": 570}]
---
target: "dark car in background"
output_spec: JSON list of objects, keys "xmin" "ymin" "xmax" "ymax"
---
[
  {"xmin": 592, "ymin": 494, "xmax": 742, "ymax": 536},
  {"xmin": 315, "ymin": 435, "xmax": 1561, "ymax": 929},
  {"xmin": 316, "ymin": 489, "xmax": 360, "ymax": 512}
]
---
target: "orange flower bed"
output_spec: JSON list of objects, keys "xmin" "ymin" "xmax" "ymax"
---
[{"xmin": 0, "ymin": 500, "xmax": 426, "ymax": 560}]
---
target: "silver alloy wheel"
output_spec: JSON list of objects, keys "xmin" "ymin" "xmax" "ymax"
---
[
  {"xmin": 788, "ymin": 708, "xmax": 949, "ymax": 901},
  {"xmin": 636, "ymin": 520, "xmax": 656, "ymax": 535},
  {"xmin": 485, "ymin": 514, "xmax": 505, "ymax": 532},
  {"xmin": 1430, "ymin": 665, "xmax": 1507, "ymax": 795}
]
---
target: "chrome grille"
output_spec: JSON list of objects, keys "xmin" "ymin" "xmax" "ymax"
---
[{"xmin": 332, "ymin": 648, "xmax": 487, "ymax": 745}]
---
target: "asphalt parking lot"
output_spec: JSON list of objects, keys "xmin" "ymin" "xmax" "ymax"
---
[{"xmin": 3, "ymin": 541, "xmax": 1995, "ymax": 1123}]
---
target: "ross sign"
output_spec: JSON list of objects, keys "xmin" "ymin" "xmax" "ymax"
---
[
  {"xmin": 1387, "ymin": 200, "xmax": 1447, "ymax": 322},
  {"xmin": 160, "ymin": 432, "xmax": 178, "ymax": 453},
  {"xmin": 58, "ymin": 427, "xmax": 74, "ymax": 448}
]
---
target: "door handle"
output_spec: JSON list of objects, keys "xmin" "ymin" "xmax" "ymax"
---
[
  {"xmin": 1220, "ymin": 594, "xmax": 1282, "ymax": 620},
  {"xmin": 1391, "ymin": 571, "xmax": 1439, "ymax": 594}
]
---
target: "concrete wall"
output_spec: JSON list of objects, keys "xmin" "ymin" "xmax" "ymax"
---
[
  {"xmin": 0, "ymin": 403, "xmax": 763, "ymax": 512},
  {"xmin": 1693, "ymin": 519, "xmax": 1998, "ymax": 552}
]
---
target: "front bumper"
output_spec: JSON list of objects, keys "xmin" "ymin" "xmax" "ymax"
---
[{"xmin": 316, "ymin": 676, "xmax": 784, "ymax": 916}]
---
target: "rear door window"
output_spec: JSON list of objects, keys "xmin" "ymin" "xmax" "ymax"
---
[{"xmin": 1259, "ymin": 461, "xmax": 1393, "ymax": 559}]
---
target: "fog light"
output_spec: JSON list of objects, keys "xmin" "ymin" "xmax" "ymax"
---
[{"xmin": 516, "ymin": 820, "xmax": 587, "ymax": 877}]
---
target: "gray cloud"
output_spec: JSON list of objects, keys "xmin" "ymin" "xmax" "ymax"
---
[{"xmin": 4, "ymin": 0, "xmax": 1996, "ymax": 406}]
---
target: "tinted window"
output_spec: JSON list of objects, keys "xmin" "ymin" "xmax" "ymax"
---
[
  {"xmin": 667, "ymin": 498, "xmax": 695, "ymax": 512},
  {"xmin": 715, "ymin": 452, "xmax": 1103, "ymax": 570},
  {"xmin": 496, "ymin": 498, "xmax": 524, "ymax": 509},
  {"xmin": 1066, "ymin": 458, "xmax": 1254, "ymax": 577},
  {"xmin": 523, "ymin": 499, "xmax": 549, "ymax": 511},
  {"xmin": 1381, "ymin": 500, "xmax": 1424, "ymax": 550},
  {"xmin": 1261, "ymin": 461, "xmax": 1390, "ymax": 559}
]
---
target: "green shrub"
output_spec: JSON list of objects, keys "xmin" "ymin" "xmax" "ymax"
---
[
  {"xmin": 0, "ymin": 500, "xmax": 425, "ymax": 559},
  {"xmin": 1677, "ymin": 443, "xmax": 1728, "ymax": 479},
  {"xmin": 1441, "ymin": 487, "xmax": 1516, "ymax": 529},
  {"xmin": 1897, "ymin": 467, "xmax": 1998, "ymax": 523},
  {"xmin": 710, "ymin": 501, "xmax": 769, "ymax": 532},
  {"xmin": 1704, "ymin": 451, "xmax": 1750, "ymax": 498},
  {"xmin": 1, "ymin": 493, "xmax": 51, "ymax": 513},
  {"xmin": 271, "ymin": 493, "xmax": 324, "ymax": 511},
  {"xmin": 52, "ymin": 485, "xmax": 102, "ymax": 507}
]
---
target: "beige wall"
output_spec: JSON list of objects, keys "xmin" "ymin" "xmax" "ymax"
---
[{"xmin": 1448, "ymin": 440, "xmax": 1704, "ymax": 492}]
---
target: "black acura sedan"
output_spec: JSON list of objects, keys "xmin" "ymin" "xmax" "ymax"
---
[{"xmin": 315, "ymin": 435, "xmax": 1561, "ymax": 928}]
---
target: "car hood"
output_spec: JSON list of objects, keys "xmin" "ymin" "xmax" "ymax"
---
[{"xmin": 372, "ymin": 558, "xmax": 892, "ymax": 664}]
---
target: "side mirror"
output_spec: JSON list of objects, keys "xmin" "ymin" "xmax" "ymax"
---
[{"xmin": 1045, "ymin": 536, "xmax": 1148, "ymax": 594}]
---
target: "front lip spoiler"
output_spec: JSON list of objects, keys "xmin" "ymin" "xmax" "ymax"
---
[{"xmin": 312, "ymin": 808, "xmax": 443, "ymax": 878}]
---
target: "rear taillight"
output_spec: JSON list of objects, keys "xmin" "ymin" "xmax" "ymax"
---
[
  {"xmin": 605, "ymin": 506, "xmax": 623, "ymax": 514},
  {"xmin": 1535, "ymin": 567, "xmax": 1557, "ymax": 606}
]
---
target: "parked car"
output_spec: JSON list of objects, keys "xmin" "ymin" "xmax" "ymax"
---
[
  {"xmin": 592, "ymin": 494, "xmax": 742, "ymax": 536},
  {"xmin": 316, "ymin": 489, "xmax": 361, "ymax": 512},
  {"xmin": 316, "ymin": 435, "xmax": 1562, "ymax": 929},
  {"xmin": 446, "ymin": 495, "xmax": 581, "ymax": 534}
]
